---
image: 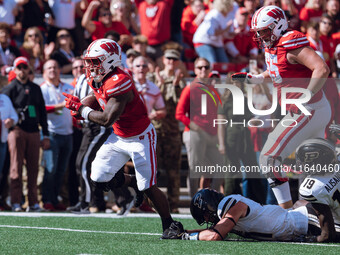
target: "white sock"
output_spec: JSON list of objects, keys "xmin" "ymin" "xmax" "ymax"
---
[{"xmin": 271, "ymin": 181, "xmax": 292, "ymax": 205}]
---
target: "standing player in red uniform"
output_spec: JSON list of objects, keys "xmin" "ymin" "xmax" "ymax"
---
[
  {"xmin": 63, "ymin": 39, "xmax": 178, "ymax": 238},
  {"xmin": 232, "ymin": 6, "xmax": 331, "ymax": 209}
]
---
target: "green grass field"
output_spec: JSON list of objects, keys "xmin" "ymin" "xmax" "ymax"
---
[{"xmin": 0, "ymin": 212, "xmax": 339, "ymax": 255}]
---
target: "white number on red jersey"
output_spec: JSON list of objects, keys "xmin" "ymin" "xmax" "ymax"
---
[{"xmin": 265, "ymin": 52, "xmax": 282, "ymax": 83}]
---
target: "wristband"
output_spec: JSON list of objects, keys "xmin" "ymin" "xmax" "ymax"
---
[
  {"xmin": 80, "ymin": 106, "xmax": 94, "ymax": 120},
  {"xmin": 308, "ymin": 89, "xmax": 315, "ymax": 98},
  {"xmin": 189, "ymin": 232, "xmax": 199, "ymax": 240}
]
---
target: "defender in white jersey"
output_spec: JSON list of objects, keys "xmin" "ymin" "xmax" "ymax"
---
[
  {"xmin": 178, "ymin": 189, "xmax": 336, "ymax": 242},
  {"xmin": 296, "ymin": 138, "xmax": 340, "ymax": 237}
]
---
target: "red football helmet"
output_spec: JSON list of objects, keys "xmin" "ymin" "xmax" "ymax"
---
[
  {"xmin": 84, "ymin": 39, "xmax": 122, "ymax": 83},
  {"xmin": 251, "ymin": 5, "xmax": 288, "ymax": 48}
]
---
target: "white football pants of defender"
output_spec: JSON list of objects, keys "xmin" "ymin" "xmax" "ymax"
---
[
  {"xmin": 90, "ymin": 123, "xmax": 157, "ymax": 191},
  {"xmin": 260, "ymin": 93, "xmax": 331, "ymax": 204}
]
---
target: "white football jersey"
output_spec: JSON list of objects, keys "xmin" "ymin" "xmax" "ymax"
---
[
  {"xmin": 299, "ymin": 171, "xmax": 340, "ymax": 225},
  {"xmin": 217, "ymin": 194, "xmax": 308, "ymax": 241}
]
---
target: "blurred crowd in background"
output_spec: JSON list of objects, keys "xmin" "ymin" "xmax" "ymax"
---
[{"xmin": 0, "ymin": 0, "xmax": 339, "ymax": 214}]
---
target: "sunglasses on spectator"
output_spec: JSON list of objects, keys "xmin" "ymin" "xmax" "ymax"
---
[
  {"xmin": 166, "ymin": 57, "xmax": 179, "ymax": 61},
  {"xmin": 72, "ymin": 65, "xmax": 84, "ymax": 70},
  {"xmin": 135, "ymin": 64, "xmax": 148, "ymax": 68},
  {"xmin": 321, "ymin": 20, "xmax": 332, "ymax": 26},
  {"xmin": 100, "ymin": 12, "xmax": 112, "ymax": 17},
  {"xmin": 58, "ymin": 34, "xmax": 70, "ymax": 39},
  {"xmin": 16, "ymin": 65, "xmax": 29, "ymax": 70},
  {"xmin": 28, "ymin": 33, "xmax": 39, "ymax": 38},
  {"xmin": 196, "ymin": 65, "xmax": 210, "ymax": 70}
]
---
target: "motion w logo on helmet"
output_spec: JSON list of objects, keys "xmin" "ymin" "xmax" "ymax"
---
[
  {"xmin": 198, "ymin": 82, "xmax": 222, "ymax": 115},
  {"xmin": 100, "ymin": 42, "xmax": 119, "ymax": 56},
  {"xmin": 267, "ymin": 7, "xmax": 285, "ymax": 20}
]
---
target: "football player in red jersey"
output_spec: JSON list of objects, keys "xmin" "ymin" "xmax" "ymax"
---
[
  {"xmin": 232, "ymin": 6, "xmax": 331, "ymax": 209},
  {"xmin": 63, "ymin": 39, "xmax": 179, "ymax": 238}
]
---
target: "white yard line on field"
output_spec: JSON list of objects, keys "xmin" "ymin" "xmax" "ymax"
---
[
  {"xmin": 0, "ymin": 224, "xmax": 339, "ymax": 247},
  {"xmin": 0, "ymin": 224, "xmax": 160, "ymax": 236},
  {"xmin": 0, "ymin": 212, "xmax": 193, "ymax": 219}
]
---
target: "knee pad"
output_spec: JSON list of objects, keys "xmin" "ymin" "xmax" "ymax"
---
[
  {"xmin": 260, "ymin": 154, "xmax": 288, "ymax": 188},
  {"xmin": 91, "ymin": 170, "xmax": 125, "ymax": 192}
]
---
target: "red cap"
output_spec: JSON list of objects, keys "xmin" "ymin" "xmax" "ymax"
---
[
  {"xmin": 8, "ymin": 70, "xmax": 16, "ymax": 82},
  {"xmin": 208, "ymin": 70, "xmax": 220, "ymax": 78},
  {"xmin": 238, "ymin": 7, "xmax": 249, "ymax": 15},
  {"xmin": 13, "ymin": 56, "xmax": 29, "ymax": 68}
]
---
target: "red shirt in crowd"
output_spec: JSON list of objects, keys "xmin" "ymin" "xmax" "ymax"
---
[
  {"xmin": 319, "ymin": 34, "xmax": 335, "ymax": 68},
  {"xmin": 176, "ymin": 80, "xmax": 219, "ymax": 136},
  {"xmin": 181, "ymin": 4, "xmax": 208, "ymax": 47},
  {"xmin": 91, "ymin": 21, "xmax": 130, "ymax": 41},
  {"xmin": 135, "ymin": 0, "xmax": 174, "ymax": 46},
  {"xmin": 299, "ymin": 7, "xmax": 323, "ymax": 22}
]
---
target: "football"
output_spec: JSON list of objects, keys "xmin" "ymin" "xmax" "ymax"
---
[{"xmin": 81, "ymin": 94, "xmax": 101, "ymax": 110}]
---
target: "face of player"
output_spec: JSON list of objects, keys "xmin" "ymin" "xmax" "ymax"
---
[
  {"xmin": 84, "ymin": 58, "xmax": 104, "ymax": 82},
  {"xmin": 256, "ymin": 28, "xmax": 273, "ymax": 47},
  {"xmin": 194, "ymin": 60, "xmax": 210, "ymax": 79}
]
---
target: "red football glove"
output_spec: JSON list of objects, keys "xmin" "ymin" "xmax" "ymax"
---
[
  {"xmin": 231, "ymin": 72, "xmax": 248, "ymax": 83},
  {"xmin": 71, "ymin": 110, "xmax": 84, "ymax": 120},
  {"xmin": 63, "ymin": 93, "xmax": 83, "ymax": 112}
]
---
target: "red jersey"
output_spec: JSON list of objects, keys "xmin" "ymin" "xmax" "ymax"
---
[
  {"xmin": 135, "ymin": 0, "xmax": 174, "ymax": 46},
  {"xmin": 265, "ymin": 30, "xmax": 321, "ymax": 105},
  {"xmin": 90, "ymin": 68, "xmax": 150, "ymax": 137},
  {"xmin": 92, "ymin": 21, "xmax": 130, "ymax": 41}
]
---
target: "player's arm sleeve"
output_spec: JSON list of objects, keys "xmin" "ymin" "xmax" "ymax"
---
[
  {"xmin": 217, "ymin": 196, "xmax": 239, "ymax": 219},
  {"xmin": 106, "ymin": 75, "xmax": 133, "ymax": 97},
  {"xmin": 175, "ymin": 85, "xmax": 190, "ymax": 128},
  {"xmin": 280, "ymin": 32, "xmax": 310, "ymax": 51}
]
